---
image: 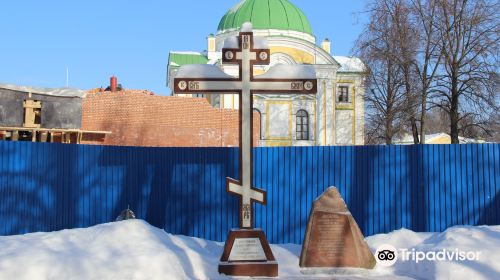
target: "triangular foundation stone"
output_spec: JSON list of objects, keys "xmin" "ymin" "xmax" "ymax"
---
[{"xmin": 299, "ymin": 187, "xmax": 376, "ymax": 269}]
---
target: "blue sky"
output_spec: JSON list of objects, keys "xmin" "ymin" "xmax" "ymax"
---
[{"xmin": 0, "ymin": 0, "xmax": 368, "ymax": 95}]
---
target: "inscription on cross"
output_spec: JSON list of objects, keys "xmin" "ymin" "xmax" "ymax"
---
[{"xmin": 174, "ymin": 23, "xmax": 317, "ymax": 229}]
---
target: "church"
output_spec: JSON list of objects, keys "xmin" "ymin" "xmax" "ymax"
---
[{"xmin": 167, "ymin": 0, "xmax": 366, "ymax": 146}]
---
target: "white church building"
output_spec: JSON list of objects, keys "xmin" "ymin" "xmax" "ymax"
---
[{"xmin": 167, "ymin": 0, "xmax": 366, "ymax": 147}]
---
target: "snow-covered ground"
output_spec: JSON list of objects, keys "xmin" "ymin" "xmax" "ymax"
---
[{"xmin": 0, "ymin": 220, "xmax": 498, "ymax": 280}]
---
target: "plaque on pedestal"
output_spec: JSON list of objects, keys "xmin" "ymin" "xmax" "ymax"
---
[
  {"xmin": 300, "ymin": 187, "xmax": 376, "ymax": 269},
  {"xmin": 219, "ymin": 229, "xmax": 278, "ymax": 277}
]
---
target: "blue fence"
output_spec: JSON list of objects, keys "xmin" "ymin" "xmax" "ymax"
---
[{"xmin": 0, "ymin": 141, "xmax": 498, "ymax": 243}]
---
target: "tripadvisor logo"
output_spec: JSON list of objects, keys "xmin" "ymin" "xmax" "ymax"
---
[
  {"xmin": 375, "ymin": 244, "xmax": 481, "ymax": 267},
  {"xmin": 375, "ymin": 244, "xmax": 398, "ymax": 267}
]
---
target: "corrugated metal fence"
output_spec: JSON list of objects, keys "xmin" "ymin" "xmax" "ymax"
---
[{"xmin": 0, "ymin": 141, "xmax": 498, "ymax": 243}]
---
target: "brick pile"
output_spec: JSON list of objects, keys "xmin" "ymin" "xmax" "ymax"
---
[{"xmin": 81, "ymin": 90, "xmax": 260, "ymax": 147}]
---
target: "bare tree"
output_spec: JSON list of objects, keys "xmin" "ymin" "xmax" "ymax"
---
[
  {"xmin": 357, "ymin": 0, "xmax": 407, "ymax": 144},
  {"xmin": 358, "ymin": 0, "xmax": 498, "ymax": 145},
  {"xmin": 364, "ymin": 60, "xmax": 407, "ymax": 144},
  {"xmin": 432, "ymin": 0, "xmax": 499, "ymax": 143},
  {"xmin": 410, "ymin": 0, "xmax": 444, "ymax": 143},
  {"xmin": 388, "ymin": 0, "xmax": 422, "ymax": 144},
  {"xmin": 488, "ymin": 110, "xmax": 500, "ymax": 142},
  {"xmin": 425, "ymin": 106, "xmax": 451, "ymax": 133}
]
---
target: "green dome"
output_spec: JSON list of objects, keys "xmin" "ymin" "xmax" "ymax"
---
[{"xmin": 217, "ymin": 0, "xmax": 313, "ymax": 35}]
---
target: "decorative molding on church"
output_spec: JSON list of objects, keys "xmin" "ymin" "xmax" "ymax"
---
[{"xmin": 215, "ymin": 29, "xmax": 316, "ymax": 49}]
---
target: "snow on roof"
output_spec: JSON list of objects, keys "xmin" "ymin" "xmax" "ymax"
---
[
  {"xmin": 0, "ymin": 83, "xmax": 85, "ymax": 98},
  {"xmin": 207, "ymin": 58, "xmax": 219, "ymax": 65},
  {"xmin": 256, "ymin": 64, "xmax": 316, "ymax": 79},
  {"xmin": 170, "ymin": 51, "xmax": 204, "ymax": 55},
  {"xmin": 175, "ymin": 64, "xmax": 235, "ymax": 79},
  {"xmin": 333, "ymin": 56, "xmax": 366, "ymax": 73},
  {"xmin": 169, "ymin": 52, "xmax": 209, "ymax": 67}
]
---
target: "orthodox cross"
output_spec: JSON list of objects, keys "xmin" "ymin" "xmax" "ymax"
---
[{"xmin": 174, "ymin": 23, "xmax": 317, "ymax": 229}]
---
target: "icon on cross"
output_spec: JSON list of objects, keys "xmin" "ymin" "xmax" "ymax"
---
[{"xmin": 174, "ymin": 22, "xmax": 317, "ymax": 229}]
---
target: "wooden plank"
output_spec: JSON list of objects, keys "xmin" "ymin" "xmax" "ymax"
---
[
  {"xmin": 40, "ymin": 132, "xmax": 48, "ymax": 143},
  {"xmin": 23, "ymin": 100, "xmax": 42, "ymax": 128}
]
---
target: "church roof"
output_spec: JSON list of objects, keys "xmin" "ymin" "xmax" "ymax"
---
[
  {"xmin": 168, "ymin": 52, "xmax": 208, "ymax": 67},
  {"xmin": 217, "ymin": 0, "xmax": 313, "ymax": 35},
  {"xmin": 333, "ymin": 56, "xmax": 366, "ymax": 73},
  {"xmin": 0, "ymin": 83, "xmax": 85, "ymax": 98}
]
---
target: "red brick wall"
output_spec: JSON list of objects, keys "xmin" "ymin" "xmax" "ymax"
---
[{"xmin": 81, "ymin": 91, "xmax": 260, "ymax": 147}]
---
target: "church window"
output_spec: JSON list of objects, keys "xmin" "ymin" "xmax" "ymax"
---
[
  {"xmin": 338, "ymin": 86, "xmax": 350, "ymax": 103},
  {"xmin": 296, "ymin": 109, "xmax": 309, "ymax": 140}
]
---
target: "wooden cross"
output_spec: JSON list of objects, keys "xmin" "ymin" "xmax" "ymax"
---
[{"xmin": 174, "ymin": 23, "xmax": 317, "ymax": 229}]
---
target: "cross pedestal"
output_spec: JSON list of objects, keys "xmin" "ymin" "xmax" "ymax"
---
[{"xmin": 174, "ymin": 22, "xmax": 317, "ymax": 277}]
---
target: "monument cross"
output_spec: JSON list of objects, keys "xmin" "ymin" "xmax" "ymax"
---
[{"xmin": 174, "ymin": 23, "xmax": 317, "ymax": 230}]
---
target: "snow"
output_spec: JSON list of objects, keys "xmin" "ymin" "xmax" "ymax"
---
[
  {"xmin": 394, "ymin": 132, "xmax": 487, "ymax": 144},
  {"xmin": 241, "ymin": 22, "xmax": 253, "ymax": 32},
  {"xmin": 0, "ymin": 83, "xmax": 85, "ymax": 98},
  {"xmin": 207, "ymin": 59, "xmax": 220, "ymax": 66},
  {"xmin": 367, "ymin": 226, "xmax": 500, "ymax": 279},
  {"xmin": 256, "ymin": 64, "xmax": 317, "ymax": 79},
  {"xmin": 333, "ymin": 56, "xmax": 366, "ymax": 73},
  {"xmin": 223, "ymin": 36, "xmax": 239, "ymax": 49},
  {"xmin": 175, "ymin": 64, "xmax": 235, "ymax": 79},
  {"xmin": 0, "ymin": 220, "xmax": 498, "ymax": 280},
  {"xmin": 170, "ymin": 51, "xmax": 205, "ymax": 55}
]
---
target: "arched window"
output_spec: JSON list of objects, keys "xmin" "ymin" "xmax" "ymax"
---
[
  {"xmin": 253, "ymin": 108, "xmax": 263, "ymax": 140},
  {"xmin": 296, "ymin": 110, "xmax": 309, "ymax": 140}
]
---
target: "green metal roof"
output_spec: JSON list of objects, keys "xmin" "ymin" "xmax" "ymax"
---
[
  {"xmin": 169, "ymin": 52, "xmax": 208, "ymax": 67},
  {"xmin": 217, "ymin": 0, "xmax": 313, "ymax": 35}
]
